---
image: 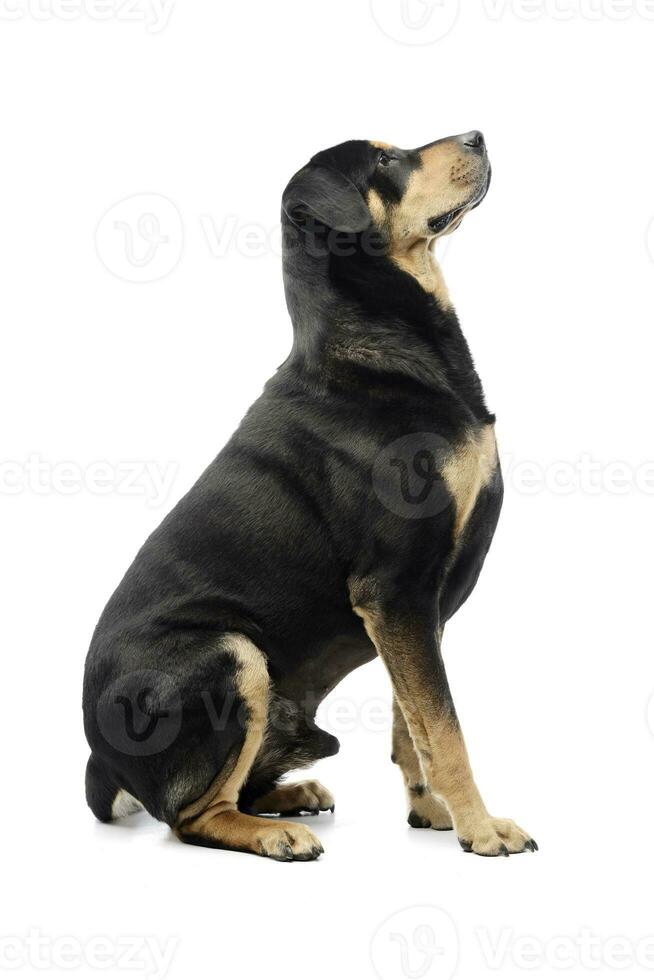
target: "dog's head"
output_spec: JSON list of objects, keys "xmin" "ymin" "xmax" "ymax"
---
[{"xmin": 282, "ymin": 132, "xmax": 491, "ymax": 247}]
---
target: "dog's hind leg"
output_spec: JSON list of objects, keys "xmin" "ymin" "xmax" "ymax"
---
[
  {"xmin": 250, "ymin": 779, "xmax": 335, "ymax": 816},
  {"xmin": 391, "ymin": 696, "xmax": 452, "ymax": 831},
  {"xmin": 174, "ymin": 636, "xmax": 323, "ymax": 861},
  {"xmin": 237, "ymin": 689, "xmax": 340, "ymax": 817}
]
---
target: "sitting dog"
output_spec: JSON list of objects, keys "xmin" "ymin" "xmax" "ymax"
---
[{"xmin": 83, "ymin": 131, "xmax": 537, "ymax": 860}]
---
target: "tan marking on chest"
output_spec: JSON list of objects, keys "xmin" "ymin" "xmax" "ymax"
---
[{"xmin": 442, "ymin": 425, "xmax": 498, "ymax": 539}]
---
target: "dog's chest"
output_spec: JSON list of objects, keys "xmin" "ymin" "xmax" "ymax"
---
[{"xmin": 442, "ymin": 424, "xmax": 498, "ymax": 539}]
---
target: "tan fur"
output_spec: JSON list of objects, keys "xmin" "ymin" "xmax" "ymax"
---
[
  {"xmin": 443, "ymin": 424, "xmax": 498, "ymax": 539},
  {"xmin": 353, "ymin": 599, "xmax": 534, "ymax": 856},
  {"xmin": 177, "ymin": 634, "xmax": 269, "ymax": 825},
  {"xmin": 175, "ymin": 634, "xmax": 324, "ymax": 860},
  {"xmin": 392, "ymin": 698, "xmax": 452, "ymax": 830},
  {"xmin": 367, "ymin": 187, "xmax": 387, "ymax": 229},
  {"xmin": 252, "ymin": 779, "xmax": 334, "ymax": 815},
  {"xmin": 390, "ymin": 140, "xmax": 476, "ymax": 245},
  {"xmin": 391, "ymin": 240, "xmax": 452, "ymax": 310},
  {"xmin": 367, "ymin": 138, "xmax": 486, "ymax": 303},
  {"xmin": 178, "ymin": 809, "xmax": 323, "ymax": 861}
]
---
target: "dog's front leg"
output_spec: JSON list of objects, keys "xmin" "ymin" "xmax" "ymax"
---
[
  {"xmin": 352, "ymin": 589, "xmax": 536, "ymax": 857},
  {"xmin": 392, "ymin": 696, "xmax": 453, "ymax": 830}
]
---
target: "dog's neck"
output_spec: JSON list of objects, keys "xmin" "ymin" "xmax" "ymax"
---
[
  {"xmin": 281, "ymin": 219, "xmax": 492, "ymax": 423},
  {"xmin": 389, "ymin": 239, "xmax": 452, "ymax": 313}
]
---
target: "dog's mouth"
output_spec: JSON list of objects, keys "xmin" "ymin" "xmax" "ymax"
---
[
  {"xmin": 427, "ymin": 165, "xmax": 492, "ymax": 236},
  {"xmin": 427, "ymin": 206, "xmax": 468, "ymax": 235}
]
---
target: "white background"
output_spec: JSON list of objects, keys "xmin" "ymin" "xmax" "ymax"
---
[{"xmin": 2, "ymin": 1, "xmax": 654, "ymax": 978}]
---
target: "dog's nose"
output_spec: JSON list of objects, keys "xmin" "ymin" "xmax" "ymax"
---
[{"xmin": 461, "ymin": 130, "xmax": 485, "ymax": 153}]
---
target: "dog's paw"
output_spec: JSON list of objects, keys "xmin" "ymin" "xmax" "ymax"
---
[
  {"xmin": 458, "ymin": 817, "xmax": 538, "ymax": 857},
  {"xmin": 255, "ymin": 821, "xmax": 324, "ymax": 862},
  {"xmin": 407, "ymin": 790, "xmax": 453, "ymax": 831},
  {"xmin": 252, "ymin": 780, "xmax": 335, "ymax": 817}
]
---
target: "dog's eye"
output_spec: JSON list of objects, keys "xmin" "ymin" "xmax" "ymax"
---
[{"xmin": 378, "ymin": 151, "xmax": 393, "ymax": 168}]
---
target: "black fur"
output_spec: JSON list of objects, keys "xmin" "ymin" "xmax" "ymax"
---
[{"xmin": 83, "ymin": 135, "xmax": 502, "ymax": 830}]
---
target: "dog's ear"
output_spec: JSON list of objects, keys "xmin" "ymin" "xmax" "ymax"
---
[{"xmin": 282, "ymin": 165, "xmax": 371, "ymax": 234}]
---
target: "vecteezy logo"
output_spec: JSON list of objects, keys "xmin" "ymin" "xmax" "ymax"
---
[
  {"xmin": 370, "ymin": 0, "xmax": 459, "ymax": 45},
  {"xmin": 372, "ymin": 432, "xmax": 451, "ymax": 519},
  {"xmin": 96, "ymin": 670, "xmax": 183, "ymax": 756},
  {"xmin": 371, "ymin": 906, "xmax": 459, "ymax": 980},
  {"xmin": 95, "ymin": 193, "xmax": 183, "ymax": 282}
]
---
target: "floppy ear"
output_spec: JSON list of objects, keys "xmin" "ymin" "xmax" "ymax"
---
[{"xmin": 282, "ymin": 165, "xmax": 371, "ymax": 234}]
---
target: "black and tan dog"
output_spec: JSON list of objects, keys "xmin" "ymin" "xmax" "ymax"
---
[{"xmin": 83, "ymin": 131, "xmax": 537, "ymax": 860}]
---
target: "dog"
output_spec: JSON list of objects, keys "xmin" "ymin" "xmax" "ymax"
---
[{"xmin": 83, "ymin": 131, "xmax": 537, "ymax": 860}]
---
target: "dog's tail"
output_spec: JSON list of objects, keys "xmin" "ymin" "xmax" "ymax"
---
[{"xmin": 85, "ymin": 753, "xmax": 143, "ymax": 822}]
